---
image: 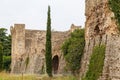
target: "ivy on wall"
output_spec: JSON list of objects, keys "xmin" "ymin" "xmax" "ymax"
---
[
  {"xmin": 82, "ymin": 45, "xmax": 105, "ymax": 80},
  {"xmin": 109, "ymin": 0, "xmax": 120, "ymax": 31}
]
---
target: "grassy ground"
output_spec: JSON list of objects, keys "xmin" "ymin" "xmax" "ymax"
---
[
  {"xmin": 0, "ymin": 72, "xmax": 77, "ymax": 80},
  {"xmin": 0, "ymin": 72, "xmax": 35, "ymax": 80}
]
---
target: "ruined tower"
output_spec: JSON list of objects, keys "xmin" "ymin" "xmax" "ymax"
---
[
  {"xmin": 10, "ymin": 24, "xmax": 25, "ymax": 73},
  {"xmin": 80, "ymin": 0, "xmax": 120, "ymax": 80}
]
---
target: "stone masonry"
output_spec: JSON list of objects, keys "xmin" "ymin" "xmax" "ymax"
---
[{"xmin": 10, "ymin": 24, "xmax": 81, "ymax": 74}]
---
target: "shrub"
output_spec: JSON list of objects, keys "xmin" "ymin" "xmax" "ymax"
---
[
  {"xmin": 3, "ymin": 56, "xmax": 11, "ymax": 71},
  {"xmin": 62, "ymin": 29, "xmax": 85, "ymax": 75},
  {"xmin": 83, "ymin": 45, "xmax": 105, "ymax": 80}
]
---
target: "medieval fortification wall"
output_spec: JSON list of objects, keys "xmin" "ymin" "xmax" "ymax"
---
[{"xmin": 10, "ymin": 24, "xmax": 81, "ymax": 74}]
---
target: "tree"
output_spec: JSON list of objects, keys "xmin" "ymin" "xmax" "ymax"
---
[
  {"xmin": 62, "ymin": 29, "xmax": 85, "ymax": 76},
  {"xmin": 45, "ymin": 6, "xmax": 52, "ymax": 77},
  {"xmin": 0, "ymin": 43, "xmax": 3, "ymax": 71},
  {"xmin": 0, "ymin": 28, "xmax": 7, "ymax": 42},
  {"xmin": 0, "ymin": 28, "xmax": 11, "ymax": 71},
  {"xmin": 3, "ymin": 35, "xmax": 11, "ymax": 56}
]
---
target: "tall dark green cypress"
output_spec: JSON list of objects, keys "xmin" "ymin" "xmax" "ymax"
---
[
  {"xmin": 45, "ymin": 6, "xmax": 52, "ymax": 77},
  {"xmin": 0, "ymin": 43, "xmax": 3, "ymax": 71}
]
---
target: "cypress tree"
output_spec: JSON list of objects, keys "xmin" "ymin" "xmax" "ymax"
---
[
  {"xmin": 0, "ymin": 43, "xmax": 3, "ymax": 71},
  {"xmin": 45, "ymin": 6, "xmax": 52, "ymax": 77}
]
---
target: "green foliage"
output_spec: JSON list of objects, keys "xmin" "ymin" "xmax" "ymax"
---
[
  {"xmin": 0, "ymin": 28, "xmax": 7, "ymax": 43},
  {"xmin": 0, "ymin": 44, "xmax": 3, "ymax": 71},
  {"xmin": 62, "ymin": 39, "xmax": 70, "ymax": 56},
  {"xmin": 3, "ymin": 35, "xmax": 11, "ymax": 56},
  {"xmin": 25, "ymin": 57, "xmax": 29, "ymax": 69},
  {"xmin": 83, "ymin": 45, "xmax": 105, "ymax": 80},
  {"xmin": 0, "ymin": 28, "xmax": 11, "ymax": 71},
  {"xmin": 71, "ymin": 29, "xmax": 84, "ymax": 38},
  {"xmin": 109, "ymin": 0, "xmax": 120, "ymax": 31},
  {"xmin": 62, "ymin": 29, "xmax": 85, "ymax": 75},
  {"xmin": 3, "ymin": 56, "xmax": 11, "ymax": 71},
  {"xmin": 45, "ymin": 6, "xmax": 52, "ymax": 77}
]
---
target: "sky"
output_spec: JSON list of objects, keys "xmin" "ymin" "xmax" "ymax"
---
[{"xmin": 0, "ymin": 0, "xmax": 85, "ymax": 33}]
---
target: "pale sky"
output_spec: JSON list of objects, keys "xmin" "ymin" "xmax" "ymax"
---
[{"xmin": 0, "ymin": 0, "xmax": 85, "ymax": 33}]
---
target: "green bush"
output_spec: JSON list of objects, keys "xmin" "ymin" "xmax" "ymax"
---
[
  {"xmin": 83, "ymin": 45, "xmax": 105, "ymax": 80},
  {"xmin": 3, "ymin": 56, "xmax": 11, "ymax": 71},
  {"xmin": 62, "ymin": 29, "xmax": 85, "ymax": 75},
  {"xmin": 109, "ymin": 0, "xmax": 120, "ymax": 31}
]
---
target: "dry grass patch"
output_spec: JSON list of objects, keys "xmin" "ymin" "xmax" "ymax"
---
[
  {"xmin": 0, "ymin": 72, "xmax": 77, "ymax": 80},
  {"xmin": 40, "ymin": 75, "xmax": 77, "ymax": 80},
  {"xmin": 0, "ymin": 72, "xmax": 36, "ymax": 80}
]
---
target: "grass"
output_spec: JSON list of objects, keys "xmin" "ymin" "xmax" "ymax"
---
[{"xmin": 0, "ymin": 72, "xmax": 77, "ymax": 80}]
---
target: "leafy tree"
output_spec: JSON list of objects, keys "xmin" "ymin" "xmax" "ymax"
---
[
  {"xmin": 3, "ymin": 56, "xmax": 11, "ymax": 71},
  {"xmin": 62, "ymin": 29, "xmax": 85, "ymax": 75},
  {"xmin": 3, "ymin": 35, "xmax": 11, "ymax": 56},
  {"xmin": 0, "ymin": 43, "xmax": 3, "ymax": 71},
  {"xmin": 0, "ymin": 28, "xmax": 7, "ymax": 43},
  {"xmin": 0, "ymin": 28, "xmax": 11, "ymax": 71},
  {"xmin": 45, "ymin": 6, "xmax": 52, "ymax": 77}
]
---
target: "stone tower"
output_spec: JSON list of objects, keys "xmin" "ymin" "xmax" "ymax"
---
[
  {"xmin": 10, "ymin": 24, "xmax": 25, "ymax": 73},
  {"xmin": 80, "ymin": 0, "xmax": 120, "ymax": 80}
]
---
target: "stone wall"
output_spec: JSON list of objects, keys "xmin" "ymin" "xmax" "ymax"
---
[
  {"xmin": 80, "ymin": 0, "xmax": 120, "ymax": 80},
  {"xmin": 11, "ymin": 24, "xmax": 80, "ymax": 74}
]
